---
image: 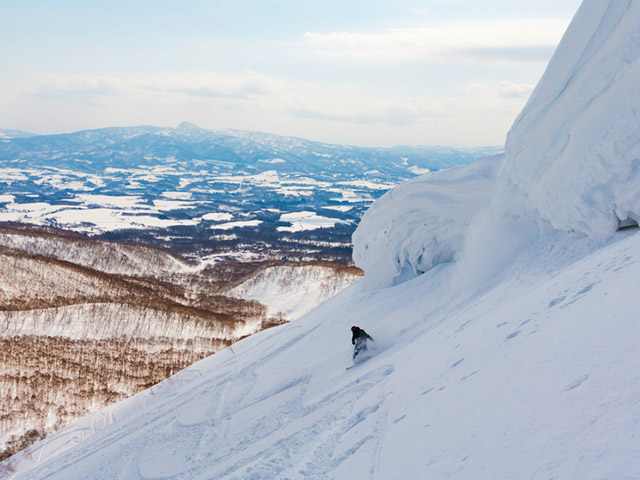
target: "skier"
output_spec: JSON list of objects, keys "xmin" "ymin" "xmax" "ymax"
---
[{"xmin": 351, "ymin": 326, "xmax": 373, "ymax": 360}]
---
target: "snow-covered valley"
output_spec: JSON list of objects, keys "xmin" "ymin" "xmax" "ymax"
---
[
  {"xmin": 5, "ymin": 0, "xmax": 640, "ymax": 478},
  {"xmin": 0, "ymin": 227, "xmax": 361, "ymax": 463}
]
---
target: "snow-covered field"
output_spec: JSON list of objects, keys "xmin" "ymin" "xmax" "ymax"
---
[
  {"xmin": 5, "ymin": 1, "xmax": 640, "ymax": 478},
  {"xmin": 276, "ymin": 211, "xmax": 349, "ymax": 233},
  {"xmin": 0, "ymin": 171, "xmax": 386, "ymax": 236},
  {"xmin": 1, "ymin": 117, "xmax": 496, "ymax": 262}
]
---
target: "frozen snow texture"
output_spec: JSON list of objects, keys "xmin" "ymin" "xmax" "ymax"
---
[
  {"xmin": 359, "ymin": 0, "xmax": 640, "ymax": 288},
  {"xmin": 501, "ymin": 0, "xmax": 640, "ymax": 235},
  {"xmin": 352, "ymin": 155, "xmax": 502, "ymax": 288}
]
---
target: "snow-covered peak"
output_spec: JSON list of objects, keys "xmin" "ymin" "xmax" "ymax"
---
[
  {"xmin": 500, "ymin": 0, "xmax": 640, "ymax": 235},
  {"xmin": 175, "ymin": 121, "xmax": 209, "ymax": 134}
]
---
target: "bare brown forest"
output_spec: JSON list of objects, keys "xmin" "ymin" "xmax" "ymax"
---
[{"xmin": 0, "ymin": 226, "xmax": 345, "ymax": 461}]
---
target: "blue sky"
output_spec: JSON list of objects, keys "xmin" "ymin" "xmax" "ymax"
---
[{"xmin": 1, "ymin": 0, "xmax": 583, "ymax": 146}]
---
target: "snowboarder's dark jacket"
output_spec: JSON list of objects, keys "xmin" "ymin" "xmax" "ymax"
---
[{"xmin": 351, "ymin": 326, "xmax": 373, "ymax": 345}]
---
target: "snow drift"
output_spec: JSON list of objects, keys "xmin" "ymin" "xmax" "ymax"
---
[
  {"xmin": 5, "ymin": 1, "xmax": 640, "ymax": 478},
  {"xmin": 352, "ymin": 155, "xmax": 502, "ymax": 288},
  {"xmin": 355, "ymin": 0, "xmax": 640, "ymax": 290},
  {"xmin": 500, "ymin": 0, "xmax": 640, "ymax": 235}
]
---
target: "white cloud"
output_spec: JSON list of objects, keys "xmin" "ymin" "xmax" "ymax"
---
[
  {"xmin": 28, "ymin": 72, "xmax": 281, "ymax": 103},
  {"xmin": 27, "ymin": 73, "xmax": 432, "ymax": 127},
  {"xmin": 32, "ymin": 74, "xmax": 124, "ymax": 97},
  {"xmin": 304, "ymin": 18, "xmax": 570, "ymax": 63},
  {"xmin": 276, "ymin": 80, "xmax": 533, "ymax": 126},
  {"xmin": 412, "ymin": 8, "xmax": 432, "ymax": 17},
  {"xmin": 462, "ymin": 81, "xmax": 534, "ymax": 100},
  {"xmin": 29, "ymin": 74, "xmax": 125, "ymax": 106},
  {"xmin": 12, "ymin": 71, "xmax": 533, "ymax": 145},
  {"xmin": 279, "ymin": 96, "xmax": 431, "ymax": 126}
]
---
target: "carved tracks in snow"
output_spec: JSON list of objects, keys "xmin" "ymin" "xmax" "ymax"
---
[{"xmin": 178, "ymin": 361, "xmax": 395, "ymax": 479}]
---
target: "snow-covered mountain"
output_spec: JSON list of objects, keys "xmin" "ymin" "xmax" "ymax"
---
[
  {"xmin": 226, "ymin": 262, "xmax": 362, "ymax": 320},
  {"xmin": 0, "ymin": 123, "xmax": 498, "ymax": 263},
  {"xmin": 0, "ymin": 130, "xmax": 36, "ymax": 140},
  {"xmin": 499, "ymin": 1, "xmax": 640, "ymax": 236},
  {"xmin": 0, "ymin": 122, "xmax": 498, "ymax": 179},
  {"xmin": 0, "ymin": 227, "xmax": 270, "ymax": 462},
  {"xmin": 0, "ymin": 226, "xmax": 194, "ymax": 280},
  {"xmin": 5, "ymin": 1, "xmax": 640, "ymax": 478}
]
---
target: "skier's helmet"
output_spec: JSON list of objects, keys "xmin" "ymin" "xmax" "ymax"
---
[{"xmin": 351, "ymin": 326, "xmax": 358, "ymax": 332}]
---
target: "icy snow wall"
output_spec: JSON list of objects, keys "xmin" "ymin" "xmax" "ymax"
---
[
  {"xmin": 352, "ymin": 155, "xmax": 502, "ymax": 288},
  {"xmin": 354, "ymin": 0, "xmax": 640, "ymax": 287},
  {"xmin": 501, "ymin": 0, "xmax": 640, "ymax": 235}
]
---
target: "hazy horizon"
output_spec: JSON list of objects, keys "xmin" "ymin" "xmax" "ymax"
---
[
  {"xmin": 1, "ymin": 121, "xmax": 510, "ymax": 149},
  {"xmin": 1, "ymin": 0, "xmax": 582, "ymax": 147}
]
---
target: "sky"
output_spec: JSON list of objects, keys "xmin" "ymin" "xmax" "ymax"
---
[{"xmin": 0, "ymin": 0, "xmax": 583, "ymax": 147}]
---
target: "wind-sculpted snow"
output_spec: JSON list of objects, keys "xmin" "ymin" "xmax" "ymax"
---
[
  {"xmin": 500, "ymin": 0, "xmax": 640, "ymax": 235},
  {"xmin": 352, "ymin": 155, "xmax": 502, "ymax": 288}
]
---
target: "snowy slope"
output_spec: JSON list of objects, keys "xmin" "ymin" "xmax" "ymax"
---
[
  {"xmin": 5, "ymin": 1, "xmax": 640, "ymax": 478},
  {"xmin": 5, "ymin": 230, "xmax": 640, "ymax": 479},
  {"xmin": 227, "ymin": 263, "xmax": 362, "ymax": 320},
  {"xmin": 0, "ymin": 228, "xmax": 194, "ymax": 279}
]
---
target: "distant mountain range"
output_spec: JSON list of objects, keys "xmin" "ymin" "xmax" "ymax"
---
[
  {"xmin": 0, "ymin": 129, "xmax": 37, "ymax": 139},
  {"xmin": 0, "ymin": 123, "xmax": 501, "ymax": 261},
  {"xmin": 0, "ymin": 123, "xmax": 500, "ymax": 178}
]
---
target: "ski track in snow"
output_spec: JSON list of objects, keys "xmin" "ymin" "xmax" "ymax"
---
[{"xmin": 17, "ymin": 315, "xmax": 396, "ymax": 479}]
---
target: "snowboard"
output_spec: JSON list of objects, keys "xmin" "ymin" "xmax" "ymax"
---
[{"xmin": 346, "ymin": 352, "xmax": 372, "ymax": 370}]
